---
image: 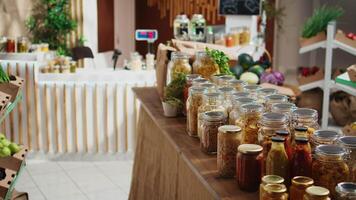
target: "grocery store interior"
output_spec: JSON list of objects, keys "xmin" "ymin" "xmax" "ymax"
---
[{"xmin": 0, "ymin": 0, "xmax": 355, "ymax": 200}]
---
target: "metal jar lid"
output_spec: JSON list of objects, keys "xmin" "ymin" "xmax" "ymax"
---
[
  {"xmin": 257, "ymin": 88, "xmax": 278, "ymax": 95},
  {"xmin": 291, "ymin": 176, "xmax": 314, "ymax": 187},
  {"xmin": 264, "ymin": 184, "xmax": 287, "ymax": 194},
  {"xmin": 238, "ymin": 144, "xmax": 263, "ymax": 154},
  {"xmin": 218, "ymin": 125, "xmax": 241, "ymax": 134},
  {"xmin": 261, "ymin": 112, "xmax": 288, "ymax": 123},
  {"xmin": 315, "ymin": 144, "xmax": 346, "ymax": 157},
  {"xmin": 232, "ymin": 92, "xmax": 249, "ymax": 98},
  {"xmin": 312, "ymin": 130, "xmax": 340, "ymax": 142},
  {"xmin": 335, "ymin": 182, "xmax": 356, "ymax": 196},
  {"xmin": 306, "ymin": 186, "xmax": 330, "ymax": 197},
  {"xmin": 338, "ymin": 136, "xmax": 356, "ymax": 148},
  {"xmin": 261, "ymin": 175, "xmax": 284, "ymax": 185},
  {"xmin": 203, "ymin": 111, "xmax": 225, "ymax": 122}
]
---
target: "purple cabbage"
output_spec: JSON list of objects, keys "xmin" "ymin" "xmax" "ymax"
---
[{"xmin": 260, "ymin": 71, "xmax": 285, "ymax": 85}]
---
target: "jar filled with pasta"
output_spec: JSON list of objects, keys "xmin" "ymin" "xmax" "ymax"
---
[
  {"xmin": 189, "ymin": 14, "xmax": 206, "ymax": 42},
  {"xmin": 217, "ymin": 86, "xmax": 235, "ymax": 113},
  {"xmin": 304, "ymin": 186, "xmax": 330, "ymax": 200},
  {"xmin": 187, "ymin": 86, "xmax": 207, "ymax": 137},
  {"xmin": 335, "ymin": 182, "xmax": 356, "ymax": 200},
  {"xmin": 257, "ymin": 88, "xmax": 278, "ymax": 104},
  {"xmin": 167, "ymin": 52, "xmax": 192, "ymax": 83},
  {"xmin": 229, "ymin": 97, "xmax": 255, "ymax": 126},
  {"xmin": 192, "ymin": 51, "xmax": 220, "ymax": 79},
  {"xmin": 183, "ymin": 74, "xmax": 201, "ymax": 115},
  {"xmin": 173, "ymin": 14, "xmax": 190, "ymax": 41},
  {"xmin": 260, "ymin": 175, "xmax": 285, "ymax": 200},
  {"xmin": 217, "ymin": 125, "xmax": 241, "ymax": 177},
  {"xmin": 197, "ymin": 92, "xmax": 225, "ymax": 139},
  {"xmin": 228, "ymin": 79, "xmax": 247, "ymax": 92},
  {"xmin": 264, "ymin": 94, "xmax": 289, "ymax": 112},
  {"xmin": 310, "ymin": 130, "xmax": 340, "ymax": 152},
  {"xmin": 201, "ymin": 111, "xmax": 227, "ymax": 154},
  {"xmin": 271, "ymin": 102, "xmax": 297, "ymax": 124},
  {"xmin": 236, "ymin": 144, "xmax": 263, "ymax": 191},
  {"xmin": 262, "ymin": 183, "xmax": 288, "ymax": 200},
  {"xmin": 312, "ymin": 145, "xmax": 350, "ymax": 198},
  {"xmin": 266, "ymin": 137, "xmax": 290, "ymax": 183},
  {"xmin": 338, "ymin": 136, "xmax": 356, "ymax": 182},
  {"xmin": 292, "ymin": 108, "xmax": 319, "ymax": 138},
  {"xmin": 290, "ymin": 176, "xmax": 314, "ymax": 200},
  {"xmin": 291, "ymin": 137, "xmax": 312, "ymax": 177},
  {"xmin": 243, "ymin": 85, "xmax": 262, "ymax": 99},
  {"xmin": 217, "ymin": 75, "xmax": 235, "ymax": 86},
  {"xmin": 240, "ymin": 103, "xmax": 263, "ymax": 144}
]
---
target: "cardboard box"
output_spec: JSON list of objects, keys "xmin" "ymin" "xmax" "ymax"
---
[
  {"xmin": 299, "ymin": 32, "xmax": 326, "ymax": 47},
  {"xmin": 347, "ymin": 64, "xmax": 356, "ymax": 82},
  {"xmin": 297, "ymin": 69, "xmax": 324, "ymax": 85},
  {"xmin": 0, "ymin": 76, "xmax": 24, "ymax": 102},
  {"xmin": 335, "ymin": 30, "xmax": 356, "ymax": 49}
]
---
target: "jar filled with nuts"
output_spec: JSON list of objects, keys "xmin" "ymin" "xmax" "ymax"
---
[
  {"xmin": 167, "ymin": 52, "xmax": 192, "ymax": 83},
  {"xmin": 183, "ymin": 74, "xmax": 201, "ymax": 115},
  {"xmin": 264, "ymin": 94, "xmax": 289, "ymax": 112},
  {"xmin": 192, "ymin": 51, "xmax": 220, "ymax": 79},
  {"xmin": 187, "ymin": 86, "xmax": 207, "ymax": 137},
  {"xmin": 312, "ymin": 145, "xmax": 350, "ymax": 198},
  {"xmin": 228, "ymin": 79, "xmax": 247, "ymax": 92},
  {"xmin": 201, "ymin": 111, "xmax": 227, "ymax": 154},
  {"xmin": 229, "ymin": 97, "xmax": 256, "ymax": 126},
  {"xmin": 338, "ymin": 136, "xmax": 356, "ymax": 182},
  {"xmin": 217, "ymin": 125, "xmax": 241, "ymax": 178},
  {"xmin": 240, "ymin": 103, "xmax": 264, "ymax": 144}
]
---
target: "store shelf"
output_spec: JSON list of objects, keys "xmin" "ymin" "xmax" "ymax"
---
[
  {"xmin": 330, "ymin": 81, "xmax": 356, "ymax": 96},
  {"xmin": 299, "ymin": 41, "xmax": 326, "ymax": 54},
  {"xmin": 0, "ymin": 91, "xmax": 22, "ymax": 124},
  {"xmin": 298, "ymin": 80, "xmax": 324, "ymax": 91},
  {"xmin": 3, "ymin": 160, "xmax": 26, "ymax": 200},
  {"xmin": 334, "ymin": 40, "xmax": 356, "ymax": 56}
]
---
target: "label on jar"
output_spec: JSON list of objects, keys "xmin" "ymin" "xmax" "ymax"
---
[
  {"xmin": 179, "ymin": 23, "xmax": 189, "ymax": 35},
  {"xmin": 195, "ymin": 22, "xmax": 205, "ymax": 35}
]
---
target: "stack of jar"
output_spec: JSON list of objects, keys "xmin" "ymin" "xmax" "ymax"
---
[
  {"xmin": 184, "ymin": 73, "xmax": 356, "ymax": 199},
  {"xmin": 0, "ymin": 36, "xmax": 30, "ymax": 53}
]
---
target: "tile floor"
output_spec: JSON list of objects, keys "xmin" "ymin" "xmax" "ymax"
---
[{"xmin": 16, "ymin": 160, "xmax": 133, "ymax": 200}]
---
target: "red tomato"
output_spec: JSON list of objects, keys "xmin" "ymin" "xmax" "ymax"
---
[
  {"xmin": 347, "ymin": 33, "xmax": 354, "ymax": 39},
  {"xmin": 353, "ymin": 35, "xmax": 356, "ymax": 40}
]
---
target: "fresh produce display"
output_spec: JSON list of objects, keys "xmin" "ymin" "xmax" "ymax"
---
[
  {"xmin": 238, "ymin": 53, "xmax": 254, "ymax": 70},
  {"xmin": 0, "ymin": 133, "xmax": 21, "ymax": 157},
  {"xmin": 205, "ymin": 48, "xmax": 233, "ymax": 75},
  {"xmin": 0, "ymin": 65, "xmax": 10, "ymax": 83},
  {"xmin": 346, "ymin": 32, "xmax": 356, "ymax": 40},
  {"xmin": 298, "ymin": 66, "xmax": 320, "ymax": 77},
  {"xmin": 230, "ymin": 64, "xmax": 244, "ymax": 79},
  {"xmin": 260, "ymin": 71, "xmax": 285, "ymax": 85},
  {"xmin": 239, "ymin": 72, "xmax": 259, "ymax": 85}
]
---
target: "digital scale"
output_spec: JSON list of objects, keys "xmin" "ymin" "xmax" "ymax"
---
[{"xmin": 135, "ymin": 29, "xmax": 158, "ymax": 54}]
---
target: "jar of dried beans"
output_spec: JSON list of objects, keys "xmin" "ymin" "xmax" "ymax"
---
[
  {"xmin": 201, "ymin": 111, "xmax": 227, "ymax": 154},
  {"xmin": 187, "ymin": 86, "xmax": 207, "ymax": 137}
]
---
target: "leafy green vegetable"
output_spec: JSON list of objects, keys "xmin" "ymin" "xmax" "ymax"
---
[
  {"xmin": 163, "ymin": 72, "xmax": 186, "ymax": 107},
  {"xmin": 164, "ymin": 97, "xmax": 183, "ymax": 108},
  {"xmin": 205, "ymin": 48, "xmax": 233, "ymax": 75},
  {"xmin": 302, "ymin": 5, "xmax": 343, "ymax": 39},
  {"xmin": 0, "ymin": 65, "xmax": 10, "ymax": 83}
]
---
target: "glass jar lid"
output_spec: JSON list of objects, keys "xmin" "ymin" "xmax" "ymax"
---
[
  {"xmin": 292, "ymin": 176, "xmax": 314, "ymax": 187},
  {"xmin": 218, "ymin": 86, "xmax": 235, "ymax": 94},
  {"xmin": 186, "ymin": 74, "xmax": 201, "ymax": 81},
  {"xmin": 338, "ymin": 136, "xmax": 356, "ymax": 148},
  {"xmin": 292, "ymin": 108, "xmax": 318, "ymax": 119},
  {"xmin": 203, "ymin": 111, "xmax": 225, "ymax": 122},
  {"xmin": 234, "ymin": 97, "xmax": 255, "ymax": 106},
  {"xmin": 218, "ymin": 125, "xmax": 241, "ymax": 134},
  {"xmin": 189, "ymin": 86, "xmax": 206, "ymax": 95},
  {"xmin": 232, "ymin": 92, "xmax": 249, "ymax": 98},
  {"xmin": 315, "ymin": 144, "xmax": 346, "ymax": 157},
  {"xmin": 238, "ymin": 144, "xmax": 263, "ymax": 154},
  {"xmin": 336, "ymin": 182, "xmax": 356, "ymax": 196},
  {"xmin": 295, "ymin": 137, "xmax": 309, "ymax": 143},
  {"xmin": 276, "ymin": 130, "xmax": 289, "ymax": 136},
  {"xmin": 265, "ymin": 94, "xmax": 288, "ymax": 102},
  {"xmin": 192, "ymin": 14, "xmax": 204, "ymax": 19},
  {"xmin": 262, "ymin": 175, "xmax": 284, "ymax": 185},
  {"xmin": 257, "ymin": 88, "xmax": 278, "ymax": 96},
  {"xmin": 192, "ymin": 78, "xmax": 209, "ymax": 86},
  {"xmin": 295, "ymin": 126, "xmax": 308, "ymax": 132},
  {"xmin": 228, "ymin": 79, "xmax": 246, "ymax": 86},
  {"xmin": 264, "ymin": 184, "xmax": 287, "ymax": 194},
  {"xmin": 306, "ymin": 186, "xmax": 330, "ymax": 197},
  {"xmin": 171, "ymin": 51, "xmax": 190, "ymax": 60},
  {"xmin": 272, "ymin": 136, "xmax": 285, "ymax": 142},
  {"xmin": 261, "ymin": 112, "xmax": 288, "ymax": 124},
  {"xmin": 312, "ymin": 130, "xmax": 340, "ymax": 142},
  {"xmin": 243, "ymin": 85, "xmax": 261, "ymax": 92},
  {"xmin": 241, "ymin": 103, "xmax": 263, "ymax": 113},
  {"xmin": 271, "ymin": 103, "xmax": 296, "ymax": 113},
  {"xmin": 195, "ymin": 51, "xmax": 208, "ymax": 58},
  {"xmin": 200, "ymin": 83, "xmax": 215, "ymax": 90}
]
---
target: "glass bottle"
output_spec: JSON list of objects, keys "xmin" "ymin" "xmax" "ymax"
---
[
  {"xmin": 291, "ymin": 137, "xmax": 312, "ymax": 177},
  {"xmin": 187, "ymin": 86, "xmax": 207, "ymax": 137},
  {"xmin": 262, "ymin": 184, "xmax": 288, "ymax": 200},
  {"xmin": 192, "ymin": 51, "xmax": 220, "ymax": 79},
  {"xmin": 310, "ymin": 130, "xmax": 340, "ymax": 152},
  {"xmin": 189, "ymin": 14, "xmax": 206, "ymax": 42},
  {"xmin": 229, "ymin": 97, "xmax": 255, "ymax": 125},
  {"xmin": 197, "ymin": 92, "xmax": 225, "ymax": 139},
  {"xmin": 292, "ymin": 108, "xmax": 319, "ymax": 138},
  {"xmin": 338, "ymin": 136, "xmax": 356, "ymax": 182},
  {"xmin": 167, "ymin": 52, "xmax": 192, "ymax": 83},
  {"xmin": 266, "ymin": 137, "xmax": 289, "ymax": 182},
  {"xmin": 271, "ymin": 102, "xmax": 297, "ymax": 124},
  {"xmin": 201, "ymin": 111, "xmax": 227, "ymax": 154},
  {"xmin": 240, "ymin": 103, "xmax": 264, "ymax": 144},
  {"xmin": 228, "ymin": 79, "xmax": 247, "ymax": 92},
  {"xmin": 304, "ymin": 186, "xmax": 330, "ymax": 200},
  {"xmin": 312, "ymin": 145, "xmax": 350, "ymax": 198},
  {"xmin": 290, "ymin": 176, "xmax": 314, "ymax": 200},
  {"xmin": 260, "ymin": 175, "xmax": 285, "ymax": 200},
  {"xmin": 217, "ymin": 75, "xmax": 235, "ymax": 86},
  {"xmin": 264, "ymin": 94, "xmax": 289, "ymax": 112},
  {"xmin": 236, "ymin": 144, "xmax": 263, "ymax": 192},
  {"xmin": 335, "ymin": 182, "xmax": 356, "ymax": 200},
  {"xmin": 183, "ymin": 74, "xmax": 201, "ymax": 115},
  {"xmin": 243, "ymin": 85, "xmax": 262, "ymax": 99},
  {"xmin": 217, "ymin": 86, "xmax": 235, "ymax": 113},
  {"xmin": 276, "ymin": 130, "xmax": 293, "ymax": 160},
  {"xmin": 217, "ymin": 125, "xmax": 241, "ymax": 178},
  {"xmin": 257, "ymin": 88, "xmax": 278, "ymax": 104},
  {"xmin": 173, "ymin": 14, "xmax": 190, "ymax": 41}
]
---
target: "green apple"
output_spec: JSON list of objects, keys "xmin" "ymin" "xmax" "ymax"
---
[
  {"xmin": 0, "ymin": 147, "xmax": 11, "ymax": 157},
  {"xmin": 0, "ymin": 143, "xmax": 3, "ymax": 148},
  {"xmin": 0, "ymin": 133, "xmax": 5, "ymax": 140},
  {"xmin": 8, "ymin": 143, "xmax": 21, "ymax": 154},
  {"xmin": 0, "ymin": 139, "xmax": 10, "ymax": 147}
]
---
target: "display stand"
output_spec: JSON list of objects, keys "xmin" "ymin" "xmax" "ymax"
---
[{"xmin": 298, "ymin": 21, "xmax": 356, "ymax": 129}]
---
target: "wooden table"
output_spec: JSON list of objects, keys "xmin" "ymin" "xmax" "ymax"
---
[{"xmin": 129, "ymin": 87, "xmax": 258, "ymax": 200}]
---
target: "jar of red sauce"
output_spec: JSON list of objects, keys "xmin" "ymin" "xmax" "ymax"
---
[
  {"xmin": 291, "ymin": 137, "xmax": 312, "ymax": 177},
  {"xmin": 183, "ymin": 74, "xmax": 201, "ymax": 115},
  {"xmin": 6, "ymin": 38, "xmax": 15, "ymax": 53},
  {"xmin": 236, "ymin": 144, "xmax": 263, "ymax": 191}
]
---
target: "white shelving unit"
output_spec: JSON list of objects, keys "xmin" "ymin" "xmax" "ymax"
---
[{"xmin": 299, "ymin": 21, "xmax": 356, "ymax": 129}]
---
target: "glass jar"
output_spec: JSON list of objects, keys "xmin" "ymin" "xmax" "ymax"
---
[
  {"xmin": 257, "ymin": 88, "xmax": 278, "ymax": 104},
  {"xmin": 217, "ymin": 75, "xmax": 235, "ymax": 86},
  {"xmin": 173, "ymin": 14, "xmax": 190, "ymax": 41},
  {"xmin": 192, "ymin": 78, "xmax": 209, "ymax": 86},
  {"xmin": 229, "ymin": 97, "xmax": 255, "ymax": 125},
  {"xmin": 0, "ymin": 36, "xmax": 6, "ymax": 52},
  {"xmin": 240, "ymin": 26, "xmax": 251, "ymax": 45},
  {"xmin": 6, "ymin": 38, "xmax": 15, "ymax": 53},
  {"xmin": 187, "ymin": 86, "xmax": 207, "ymax": 137},
  {"xmin": 338, "ymin": 136, "xmax": 356, "ymax": 182},
  {"xmin": 312, "ymin": 145, "xmax": 350, "ymax": 198},
  {"xmin": 200, "ymin": 83, "xmax": 216, "ymax": 92},
  {"xmin": 264, "ymin": 94, "xmax": 289, "ymax": 112},
  {"xmin": 335, "ymin": 182, "xmax": 356, "ymax": 200},
  {"xmin": 262, "ymin": 184, "xmax": 288, "ymax": 200},
  {"xmin": 228, "ymin": 79, "xmax": 247, "ymax": 92},
  {"xmin": 214, "ymin": 33, "xmax": 226, "ymax": 46},
  {"xmin": 240, "ymin": 103, "xmax": 263, "ymax": 144},
  {"xmin": 310, "ymin": 130, "xmax": 340, "ymax": 152},
  {"xmin": 290, "ymin": 176, "xmax": 314, "ymax": 200},
  {"xmin": 260, "ymin": 175, "xmax": 285, "ymax": 200},
  {"xmin": 225, "ymin": 34, "xmax": 234, "ymax": 47},
  {"xmin": 17, "ymin": 36, "xmax": 29, "ymax": 53},
  {"xmin": 167, "ymin": 52, "xmax": 192, "ymax": 83},
  {"xmin": 271, "ymin": 102, "xmax": 297, "ymax": 124},
  {"xmin": 201, "ymin": 111, "xmax": 227, "ymax": 154},
  {"xmin": 232, "ymin": 91, "xmax": 249, "ymax": 99},
  {"xmin": 236, "ymin": 144, "xmax": 263, "ymax": 191},
  {"xmin": 292, "ymin": 108, "xmax": 319, "ymax": 138},
  {"xmin": 189, "ymin": 14, "xmax": 206, "ymax": 42},
  {"xmin": 192, "ymin": 51, "xmax": 220, "ymax": 79},
  {"xmin": 266, "ymin": 137, "xmax": 290, "ymax": 182},
  {"xmin": 183, "ymin": 74, "xmax": 201, "ymax": 115},
  {"xmin": 276, "ymin": 130, "xmax": 293, "ymax": 160},
  {"xmin": 304, "ymin": 186, "xmax": 330, "ymax": 200},
  {"xmin": 217, "ymin": 125, "xmax": 241, "ymax": 177},
  {"xmin": 217, "ymin": 86, "xmax": 235, "ymax": 113},
  {"xmin": 197, "ymin": 92, "xmax": 225, "ymax": 139},
  {"xmin": 291, "ymin": 137, "xmax": 312, "ymax": 177},
  {"xmin": 243, "ymin": 85, "xmax": 262, "ymax": 99}
]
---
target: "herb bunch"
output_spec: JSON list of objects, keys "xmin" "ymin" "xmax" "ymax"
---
[
  {"xmin": 205, "ymin": 48, "xmax": 233, "ymax": 75},
  {"xmin": 0, "ymin": 66, "xmax": 10, "ymax": 83},
  {"xmin": 163, "ymin": 73, "xmax": 186, "ymax": 107}
]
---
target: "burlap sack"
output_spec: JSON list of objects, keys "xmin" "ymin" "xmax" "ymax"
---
[
  {"xmin": 330, "ymin": 91, "xmax": 356, "ymax": 126},
  {"xmin": 155, "ymin": 44, "xmax": 177, "ymax": 100}
]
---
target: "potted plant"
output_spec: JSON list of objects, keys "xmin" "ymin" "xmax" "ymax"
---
[
  {"xmin": 300, "ymin": 5, "xmax": 343, "ymax": 47},
  {"xmin": 162, "ymin": 73, "xmax": 186, "ymax": 117},
  {"xmin": 162, "ymin": 97, "xmax": 183, "ymax": 117}
]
